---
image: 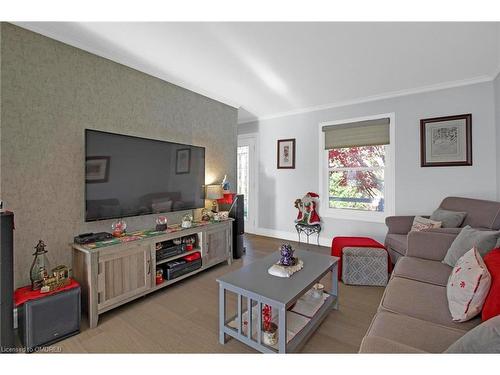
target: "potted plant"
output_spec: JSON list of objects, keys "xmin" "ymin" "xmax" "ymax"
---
[{"xmin": 262, "ymin": 304, "xmax": 278, "ymax": 346}]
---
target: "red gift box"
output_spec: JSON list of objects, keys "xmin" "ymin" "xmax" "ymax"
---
[{"xmin": 183, "ymin": 251, "xmax": 201, "ymax": 262}]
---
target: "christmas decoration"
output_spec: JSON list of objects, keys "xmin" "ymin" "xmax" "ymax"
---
[
  {"xmin": 30, "ymin": 240, "xmax": 50, "ymax": 291},
  {"xmin": 111, "ymin": 219, "xmax": 127, "ymax": 237},
  {"xmin": 279, "ymin": 243, "xmax": 295, "ymax": 266},
  {"xmin": 262, "ymin": 304, "xmax": 277, "ymax": 345},
  {"xmin": 294, "ymin": 192, "xmax": 321, "ymax": 225}
]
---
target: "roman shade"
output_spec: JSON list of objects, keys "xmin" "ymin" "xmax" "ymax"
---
[{"xmin": 322, "ymin": 118, "xmax": 390, "ymax": 149}]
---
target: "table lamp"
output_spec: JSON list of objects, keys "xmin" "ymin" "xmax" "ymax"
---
[{"xmin": 206, "ymin": 184, "xmax": 223, "ymax": 212}]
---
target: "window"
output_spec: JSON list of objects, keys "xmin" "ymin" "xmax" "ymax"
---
[
  {"xmin": 237, "ymin": 145, "xmax": 249, "ymax": 220},
  {"xmin": 328, "ymin": 145, "xmax": 385, "ymax": 212},
  {"xmin": 319, "ymin": 114, "xmax": 394, "ymax": 221}
]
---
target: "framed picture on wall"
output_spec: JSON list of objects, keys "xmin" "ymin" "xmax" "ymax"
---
[
  {"xmin": 176, "ymin": 148, "xmax": 191, "ymax": 174},
  {"xmin": 277, "ymin": 138, "xmax": 296, "ymax": 169},
  {"xmin": 85, "ymin": 156, "xmax": 110, "ymax": 183},
  {"xmin": 420, "ymin": 114, "xmax": 472, "ymax": 167}
]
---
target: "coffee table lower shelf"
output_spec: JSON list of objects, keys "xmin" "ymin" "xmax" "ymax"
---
[{"xmin": 222, "ymin": 293, "xmax": 337, "ymax": 354}]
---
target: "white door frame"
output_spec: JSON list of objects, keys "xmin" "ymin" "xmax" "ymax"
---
[{"xmin": 237, "ymin": 133, "xmax": 259, "ymax": 233}]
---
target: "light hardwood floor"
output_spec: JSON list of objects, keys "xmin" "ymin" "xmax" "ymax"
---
[{"xmin": 51, "ymin": 234, "xmax": 385, "ymax": 353}]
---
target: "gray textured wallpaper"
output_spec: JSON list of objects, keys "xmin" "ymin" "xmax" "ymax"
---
[{"xmin": 0, "ymin": 23, "xmax": 237, "ymax": 287}]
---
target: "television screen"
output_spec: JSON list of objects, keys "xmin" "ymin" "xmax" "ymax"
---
[{"xmin": 85, "ymin": 129, "xmax": 205, "ymax": 222}]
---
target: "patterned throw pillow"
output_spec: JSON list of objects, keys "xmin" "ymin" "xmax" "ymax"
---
[
  {"xmin": 410, "ymin": 216, "xmax": 442, "ymax": 232},
  {"xmin": 447, "ymin": 248, "xmax": 492, "ymax": 322}
]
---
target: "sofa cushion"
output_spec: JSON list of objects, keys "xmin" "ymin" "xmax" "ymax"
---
[
  {"xmin": 393, "ymin": 256, "xmax": 452, "ymax": 286},
  {"xmin": 443, "ymin": 225, "xmax": 500, "ymax": 267},
  {"xmin": 430, "ymin": 208, "xmax": 467, "ymax": 228},
  {"xmin": 447, "ymin": 248, "xmax": 491, "ymax": 322},
  {"xmin": 483, "ymin": 249, "xmax": 500, "ymax": 321},
  {"xmin": 380, "ymin": 276, "xmax": 480, "ymax": 331},
  {"xmin": 359, "ymin": 336, "xmax": 425, "ymax": 353},
  {"xmin": 439, "ymin": 196, "xmax": 500, "ymax": 230},
  {"xmin": 410, "ymin": 216, "xmax": 442, "ymax": 232},
  {"xmin": 364, "ymin": 311, "xmax": 465, "ymax": 353},
  {"xmin": 385, "ymin": 233, "xmax": 407, "ymax": 255},
  {"xmin": 445, "ymin": 315, "xmax": 500, "ymax": 353}
]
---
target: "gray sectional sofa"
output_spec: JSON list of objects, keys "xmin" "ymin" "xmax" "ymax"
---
[
  {"xmin": 360, "ymin": 230, "xmax": 480, "ymax": 352},
  {"xmin": 360, "ymin": 196, "xmax": 500, "ymax": 353},
  {"xmin": 385, "ymin": 196, "xmax": 500, "ymax": 263}
]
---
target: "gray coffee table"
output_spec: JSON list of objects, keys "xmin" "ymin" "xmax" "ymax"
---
[{"xmin": 216, "ymin": 249, "xmax": 339, "ymax": 353}]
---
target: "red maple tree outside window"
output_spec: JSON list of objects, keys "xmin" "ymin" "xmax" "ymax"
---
[{"xmin": 328, "ymin": 145, "xmax": 385, "ymax": 212}]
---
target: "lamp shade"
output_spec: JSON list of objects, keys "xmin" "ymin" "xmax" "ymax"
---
[{"xmin": 206, "ymin": 184, "xmax": 223, "ymax": 200}]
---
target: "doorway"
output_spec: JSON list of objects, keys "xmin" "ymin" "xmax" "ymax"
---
[{"xmin": 237, "ymin": 134, "xmax": 257, "ymax": 233}]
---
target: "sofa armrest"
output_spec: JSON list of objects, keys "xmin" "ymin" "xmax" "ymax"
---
[
  {"xmin": 406, "ymin": 231, "xmax": 458, "ymax": 261},
  {"xmin": 385, "ymin": 216, "xmax": 416, "ymax": 234}
]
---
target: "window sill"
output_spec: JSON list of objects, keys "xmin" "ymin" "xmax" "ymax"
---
[{"xmin": 321, "ymin": 208, "xmax": 389, "ymax": 223}]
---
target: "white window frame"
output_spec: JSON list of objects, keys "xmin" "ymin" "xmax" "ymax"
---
[
  {"xmin": 237, "ymin": 133, "xmax": 259, "ymax": 233},
  {"xmin": 318, "ymin": 113, "xmax": 395, "ymax": 223}
]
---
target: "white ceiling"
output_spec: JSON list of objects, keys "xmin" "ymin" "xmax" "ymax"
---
[{"xmin": 14, "ymin": 22, "xmax": 500, "ymax": 123}]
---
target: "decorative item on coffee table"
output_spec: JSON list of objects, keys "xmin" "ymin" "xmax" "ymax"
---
[
  {"xmin": 262, "ymin": 304, "xmax": 278, "ymax": 346},
  {"xmin": 268, "ymin": 244, "xmax": 304, "ymax": 278}
]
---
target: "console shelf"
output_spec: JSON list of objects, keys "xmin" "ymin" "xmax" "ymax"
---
[
  {"xmin": 155, "ymin": 247, "xmax": 202, "ymax": 266},
  {"xmin": 72, "ymin": 219, "xmax": 233, "ymax": 328},
  {"xmin": 152, "ymin": 267, "xmax": 204, "ymax": 291}
]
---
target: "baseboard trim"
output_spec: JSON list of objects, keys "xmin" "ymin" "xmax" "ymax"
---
[{"xmin": 250, "ymin": 227, "xmax": 332, "ymax": 247}]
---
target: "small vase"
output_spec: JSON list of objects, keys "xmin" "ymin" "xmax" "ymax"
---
[{"xmin": 262, "ymin": 322, "xmax": 278, "ymax": 346}]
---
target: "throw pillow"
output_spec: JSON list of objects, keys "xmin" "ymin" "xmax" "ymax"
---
[
  {"xmin": 410, "ymin": 216, "xmax": 442, "ymax": 232},
  {"xmin": 445, "ymin": 315, "xmax": 500, "ymax": 353},
  {"xmin": 430, "ymin": 208, "xmax": 467, "ymax": 228},
  {"xmin": 447, "ymin": 248, "xmax": 491, "ymax": 322},
  {"xmin": 482, "ymin": 248, "xmax": 500, "ymax": 321},
  {"xmin": 443, "ymin": 225, "xmax": 500, "ymax": 267}
]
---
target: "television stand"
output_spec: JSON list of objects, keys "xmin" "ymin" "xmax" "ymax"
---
[{"xmin": 72, "ymin": 219, "xmax": 233, "ymax": 328}]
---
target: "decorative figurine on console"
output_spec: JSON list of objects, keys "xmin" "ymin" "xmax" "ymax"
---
[
  {"xmin": 181, "ymin": 213, "xmax": 193, "ymax": 228},
  {"xmin": 201, "ymin": 208, "xmax": 212, "ymax": 222},
  {"xmin": 111, "ymin": 219, "xmax": 127, "ymax": 237},
  {"xmin": 30, "ymin": 240, "xmax": 50, "ymax": 291},
  {"xmin": 155, "ymin": 216, "xmax": 168, "ymax": 231}
]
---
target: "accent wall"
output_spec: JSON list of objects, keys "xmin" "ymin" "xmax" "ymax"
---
[{"xmin": 0, "ymin": 23, "xmax": 238, "ymax": 287}]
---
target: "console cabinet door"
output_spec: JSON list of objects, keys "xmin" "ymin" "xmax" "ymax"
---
[
  {"xmin": 97, "ymin": 243, "xmax": 152, "ymax": 311},
  {"xmin": 204, "ymin": 225, "xmax": 230, "ymax": 266}
]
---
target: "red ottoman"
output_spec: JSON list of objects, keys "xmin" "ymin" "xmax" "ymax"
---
[{"xmin": 331, "ymin": 236, "xmax": 392, "ymax": 281}]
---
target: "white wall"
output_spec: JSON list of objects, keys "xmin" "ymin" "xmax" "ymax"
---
[{"xmin": 238, "ymin": 81, "xmax": 496, "ymax": 244}]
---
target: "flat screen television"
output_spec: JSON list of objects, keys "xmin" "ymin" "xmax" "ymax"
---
[{"xmin": 85, "ymin": 129, "xmax": 205, "ymax": 222}]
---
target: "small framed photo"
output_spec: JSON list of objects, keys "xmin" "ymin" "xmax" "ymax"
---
[
  {"xmin": 277, "ymin": 139, "xmax": 296, "ymax": 169},
  {"xmin": 176, "ymin": 148, "xmax": 191, "ymax": 174},
  {"xmin": 420, "ymin": 114, "xmax": 472, "ymax": 167},
  {"xmin": 86, "ymin": 156, "xmax": 110, "ymax": 183}
]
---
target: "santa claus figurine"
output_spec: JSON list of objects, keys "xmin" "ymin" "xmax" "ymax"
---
[{"xmin": 294, "ymin": 192, "xmax": 321, "ymax": 225}]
